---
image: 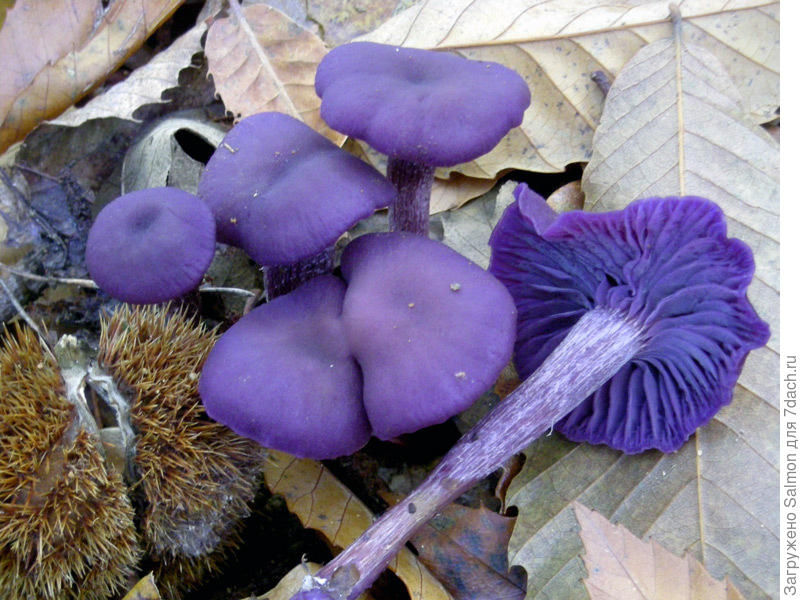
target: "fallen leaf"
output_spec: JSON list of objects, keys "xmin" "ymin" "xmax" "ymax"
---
[
  {"xmin": 0, "ymin": 0, "xmax": 14, "ymax": 30},
  {"xmin": 122, "ymin": 572, "xmax": 162, "ymax": 600},
  {"xmin": 438, "ymin": 181, "xmax": 516, "ymax": 269},
  {"xmin": 49, "ymin": 21, "xmax": 206, "ymax": 127},
  {"xmin": 574, "ymin": 502, "xmax": 746, "ymax": 600},
  {"xmin": 356, "ymin": 0, "xmax": 778, "ymax": 177},
  {"xmin": 507, "ymin": 383, "xmax": 777, "ymax": 600},
  {"xmin": 430, "ymin": 173, "xmax": 498, "ymax": 215},
  {"xmin": 0, "ymin": 0, "xmax": 184, "ymax": 153},
  {"xmin": 120, "ymin": 113, "xmax": 227, "ymax": 194},
  {"xmin": 205, "ymin": 3, "xmax": 343, "ymax": 143},
  {"xmin": 412, "ymin": 503, "xmax": 526, "ymax": 600},
  {"xmin": 546, "ymin": 180, "xmax": 584, "ymax": 213},
  {"xmin": 306, "ymin": 0, "xmax": 410, "ymax": 47},
  {"xmin": 264, "ymin": 450, "xmax": 453, "ymax": 600}
]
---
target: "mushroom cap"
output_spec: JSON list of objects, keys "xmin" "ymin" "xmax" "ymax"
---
[
  {"xmin": 85, "ymin": 187, "xmax": 215, "ymax": 304},
  {"xmin": 197, "ymin": 112, "xmax": 396, "ymax": 266},
  {"xmin": 489, "ymin": 184, "xmax": 770, "ymax": 453},
  {"xmin": 199, "ymin": 275, "xmax": 370, "ymax": 459},
  {"xmin": 340, "ymin": 232, "xmax": 517, "ymax": 440},
  {"xmin": 315, "ymin": 42, "xmax": 531, "ymax": 167}
]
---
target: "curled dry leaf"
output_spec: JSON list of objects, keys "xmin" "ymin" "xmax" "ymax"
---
[
  {"xmin": 574, "ymin": 502, "xmax": 747, "ymax": 600},
  {"xmin": 357, "ymin": 0, "xmax": 778, "ymax": 178},
  {"xmin": 205, "ymin": 3, "xmax": 343, "ymax": 143},
  {"xmin": 122, "ymin": 573, "xmax": 162, "ymax": 600},
  {"xmin": 0, "ymin": 0, "xmax": 184, "ymax": 153},
  {"xmin": 412, "ymin": 503, "xmax": 526, "ymax": 600},
  {"xmin": 263, "ymin": 450, "xmax": 453, "ymax": 600},
  {"xmin": 50, "ymin": 22, "xmax": 207, "ymax": 127}
]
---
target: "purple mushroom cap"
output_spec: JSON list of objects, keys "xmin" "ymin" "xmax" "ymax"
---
[
  {"xmin": 197, "ymin": 112, "xmax": 396, "ymax": 266},
  {"xmin": 199, "ymin": 275, "xmax": 370, "ymax": 459},
  {"xmin": 85, "ymin": 187, "xmax": 215, "ymax": 304},
  {"xmin": 315, "ymin": 42, "xmax": 531, "ymax": 167},
  {"xmin": 200, "ymin": 233, "xmax": 517, "ymax": 458},
  {"xmin": 489, "ymin": 184, "xmax": 770, "ymax": 453},
  {"xmin": 341, "ymin": 233, "xmax": 517, "ymax": 440}
]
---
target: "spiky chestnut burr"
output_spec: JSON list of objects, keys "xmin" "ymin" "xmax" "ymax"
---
[
  {"xmin": 0, "ymin": 325, "xmax": 140, "ymax": 600},
  {"xmin": 95, "ymin": 305, "xmax": 264, "ymax": 594}
]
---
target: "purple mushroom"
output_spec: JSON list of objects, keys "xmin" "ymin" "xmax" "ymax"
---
[
  {"xmin": 199, "ymin": 275, "xmax": 370, "ymax": 459},
  {"xmin": 199, "ymin": 232, "xmax": 516, "ymax": 459},
  {"xmin": 294, "ymin": 187, "xmax": 769, "ymax": 600},
  {"xmin": 489, "ymin": 184, "xmax": 770, "ymax": 452},
  {"xmin": 197, "ymin": 111, "xmax": 396, "ymax": 298},
  {"xmin": 315, "ymin": 42, "xmax": 530, "ymax": 235},
  {"xmin": 85, "ymin": 187, "xmax": 215, "ymax": 304}
]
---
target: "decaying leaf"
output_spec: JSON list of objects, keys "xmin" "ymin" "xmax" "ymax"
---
[
  {"xmin": 412, "ymin": 503, "xmax": 526, "ymax": 600},
  {"xmin": 0, "ymin": 0, "xmax": 184, "ymax": 153},
  {"xmin": 50, "ymin": 21, "xmax": 206, "ymax": 127},
  {"xmin": 264, "ymin": 450, "xmax": 453, "ymax": 600},
  {"xmin": 438, "ymin": 181, "xmax": 516, "ymax": 269},
  {"xmin": 574, "ymin": 502, "xmax": 746, "ymax": 600},
  {"xmin": 546, "ymin": 180, "xmax": 584, "ymax": 213},
  {"xmin": 121, "ymin": 113, "xmax": 227, "ymax": 194},
  {"xmin": 122, "ymin": 572, "xmax": 162, "ymax": 600},
  {"xmin": 205, "ymin": 2, "xmax": 343, "ymax": 143},
  {"xmin": 430, "ymin": 173, "xmax": 498, "ymax": 215},
  {"xmin": 306, "ymin": 0, "xmax": 410, "ymax": 46},
  {"xmin": 357, "ymin": 0, "xmax": 778, "ymax": 177}
]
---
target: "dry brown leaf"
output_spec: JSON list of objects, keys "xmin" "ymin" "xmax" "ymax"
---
[
  {"xmin": 306, "ymin": 0, "xmax": 409, "ymax": 47},
  {"xmin": 430, "ymin": 173, "xmax": 498, "ymax": 214},
  {"xmin": 357, "ymin": 0, "xmax": 778, "ymax": 177},
  {"xmin": 205, "ymin": 3, "xmax": 343, "ymax": 143},
  {"xmin": 264, "ymin": 450, "xmax": 453, "ymax": 600},
  {"xmin": 412, "ymin": 503, "xmax": 525, "ymax": 600},
  {"xmin": 574, "ymin": 502, "xmax": 746, "ymax": 600},
  {"xmin": 50, "ymin": 22, "xmax": 206, "ymax": 127},
  {"xmin": 122, "ymin": 572, "xmax": 162, "ymax": 600},
  {"xmin": 546, "ymin": 180, "xmax": 584, "ymax": 213},
  {"xmin": 0, "ymin": 0, "xmax": 183, "ymax": 153}
]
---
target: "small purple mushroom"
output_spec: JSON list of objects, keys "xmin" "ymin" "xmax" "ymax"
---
[
  {"xmin": 199, "ymin": 233, "xmax": 516, "ymax": 459},
  {"xmin": 85, "ymin": 187, "xmax": 215, "ymax": 304},
  {"xmin": 197, "ymin": 112, "xmax": 396, "ymax": 297},
  {"xmin": 295, "ymin": 187, "xmax": 769, "ymax": 600},
  {"xmin": 199, "ymin": 276, "xmax": 369, "ymax": 459},
  {"xmin": 315, "ymin": 42, "xmax": 530, "ymax": 235},
  {"xmin": 340, "ymin": 233, "xmax": 516, "ymax": 440}
]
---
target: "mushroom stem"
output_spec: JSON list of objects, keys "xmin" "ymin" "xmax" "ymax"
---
[
  {"xmin": 386, "ymin": 158, "xmax": 436, "ymax": 235},
  {"xmin": 307, "ymin": 306, "xmax": 647, "ymax": 600},
  {"xmin": 264, "ymin": 247, "xmax": 336, "ymax": 299}
]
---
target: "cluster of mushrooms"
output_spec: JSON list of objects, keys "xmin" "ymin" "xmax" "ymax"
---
[{"xmin": 84, "ymin": 42, "xmax": 769, "ymax": 600}]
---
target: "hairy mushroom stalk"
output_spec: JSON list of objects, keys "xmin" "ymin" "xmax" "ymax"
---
[
  {"xmin": 292, "ymin": 187, "xmax": 770, "ymax": 600},
  {"xmin": 314, "ymin": 42, "xmax": 530, "ymax": 235}
]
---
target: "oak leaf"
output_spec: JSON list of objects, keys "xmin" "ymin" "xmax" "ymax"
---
[{"xmin": 0, "ymin": 0, "xmax": 183, "ymax": 153}]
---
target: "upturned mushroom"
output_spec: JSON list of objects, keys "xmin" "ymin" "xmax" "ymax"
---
[
  {"xmin": 315, "ymin": 42, "xmax": 531, "ymax": 235},
  {"xmin": 197, "ymin": 111, "xmax": 396, "ymax": 298},
  {"xmin": 291, "ymin": 187, "xmax": 769, "ymax": 599},
  {"xmin": 85, "ymin": 187, "xmax": 216, "ymax": 304},
  {"xmin": 199, "ymin": 232, "xmax": 516, "ymax": 459}
]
